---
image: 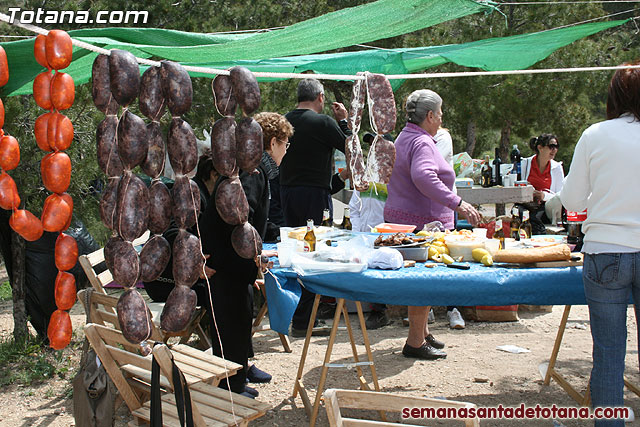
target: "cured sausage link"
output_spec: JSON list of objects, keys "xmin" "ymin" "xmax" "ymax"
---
[
  {"xmin": 160, "ymin": 285, "xmax": 197, "ymax": 333},
  {"xmin": 365, "ymin": 72, "xmax": 396, "ymax": 135}
]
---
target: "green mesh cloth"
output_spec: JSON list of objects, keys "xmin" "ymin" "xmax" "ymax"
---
[
  {"xmin": 179, "ymin": 20, "xmax": 624, "ymax": 88},
  {"xmin": 0, "ymin": 3, "xmax": 624, "ymax": 97},
  {"xmin": 135, "ymin": 0, "xmax": 497, "ymax": 62},
  {"xmin": 0, "ymin": 0, "xmax": 494, "ymax": 96}
]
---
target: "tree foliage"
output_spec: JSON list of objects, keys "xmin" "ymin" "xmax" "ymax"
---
[{"xmin": 0, "ymin": 0, "xmax": 638, "ymax": 244}]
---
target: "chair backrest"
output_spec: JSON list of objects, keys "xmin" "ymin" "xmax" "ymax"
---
[
  {"xmin": 323, "ymin": 388, "xmax": 480, "ymax": 427},
  {"xmin": 78, "ymin": 288, "xmax": 164, "ymax": 342},
  {"xmin": 78, "ymin": 288, "xmax": 120, "ymax": 329},
  {"xmin": 84, "ymin": 323, "xmax": 158, "ymax": 413},
  {"xmin": 79, "ymin": 231, "xmax": 150, "ymax": 296},
  {"xmin": 79, "ymin": 231, "xmax": 210, "ymax": 347}
]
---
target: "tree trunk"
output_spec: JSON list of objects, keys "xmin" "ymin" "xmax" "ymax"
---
[
  {"xmin": 499, "ymin": 120, "xmax": 511, "ymax": 162},
  {"xmin": 11, "ymin": 230, "xmax": 28, "ymax": 341},
  {"xmin": 465, "ymin": 120, "xmax": 476, "ymax": 156}
]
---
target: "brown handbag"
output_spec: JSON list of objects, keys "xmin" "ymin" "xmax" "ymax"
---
[{"xmin": 73, "ymin": 289, "xmax": 118, "ymax": 426}]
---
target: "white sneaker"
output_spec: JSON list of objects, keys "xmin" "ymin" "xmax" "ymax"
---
[
  {"xmin": 428, "ymin": 309, "xmax": 435, "ymax": 324},
  {"xmin": 447, "ymin": 308, "xmax": 465, "ymax": 329},
  {"xmin": 625, "ymin": 407, "xmax": 635, "ymax": 423}
]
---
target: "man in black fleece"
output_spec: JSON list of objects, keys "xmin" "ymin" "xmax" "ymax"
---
[{"xmin": 279, "ymin": 78, "xmax": 351, "ymax": 335}]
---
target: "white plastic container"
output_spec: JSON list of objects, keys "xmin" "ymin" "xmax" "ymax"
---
[
  {"xmin": 445, "ymin": 236, "xmax": 486, "ymax": 261},
  {"xmin": 277, "ymin": 241, "xmax": 296, "ymax": 267},
  {"xmin": 484, "ymin": 239, "xmax": 501, "ymax": 256}
]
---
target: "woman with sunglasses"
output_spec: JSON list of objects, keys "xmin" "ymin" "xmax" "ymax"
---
[{"xmin": 520, "ymin": 133, "xmax": 565, "ymax": 232}]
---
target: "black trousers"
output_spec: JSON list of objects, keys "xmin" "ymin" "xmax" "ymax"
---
[
  {"xmin": 280, "ymin": 185, "xmax": 332, "ymax": 227},
  {"xmin": 281, "ymin": 185, "xmax": 332, "ymax": 330},
  {"xmin": 207, "ymin": 274, "xmax": 253, "ymax": 393}
]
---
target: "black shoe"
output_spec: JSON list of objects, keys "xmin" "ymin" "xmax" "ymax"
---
[
  {"xmin": 425, "ymin": 333, "xmax": 445, "ymax": 349},
  {"xmin": 317, "ymin": 302, "xmax": 336, "ymax": 320},
  {"xmin": 402, "ymin": 342, "xmax": 447, "ymax": 360},
  {"xmin": 240, "ymin": 391, "xmax": 256, "ymax": 399},
  {"xmin": 291, "ymin": 320, "xmax": 331, "ymax": 337},
  {"xmin": 365, "ymin": 311, "xmax": 390, "ymax": 330},
  {"xmin": 247, "ymin": 364, "xmax": 272, "ymax": 383},
  {"xmin": 244, "ymin": 385, "xmax": 259, "ymax": 397}
]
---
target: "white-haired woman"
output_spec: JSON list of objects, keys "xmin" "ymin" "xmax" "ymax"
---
[{"xmin": 384, "ymin": 89, "xmax": 480, "ymax": 360}]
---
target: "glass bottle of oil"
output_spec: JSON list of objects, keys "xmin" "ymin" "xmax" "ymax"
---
[
  {"xmin": 342, "ymin": 207, "xmax": 352, "ymax": 230},
  {"xmin": 481, "ymin": 155, "xmax": 492, "ymax": 188},
  {"xmin": 303, "ymin": 219, "xmax": 316, "ymax": 252},
  {"xmin": 519, "ymin": 210, "xmax": 532, "ymax": 239},
  {"xmin": 493, "ymin": 219, "xmax": 505, "ymax": 250},
  {"xmin": 321, "ymin": 209, "xmax": 332, "ymax": 227},
  {"xmin": 510, "ymin": 206, "xmax": 521, "ymax": 241}
]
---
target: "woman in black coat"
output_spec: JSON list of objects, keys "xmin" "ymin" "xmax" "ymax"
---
[{"xmin": 199, "ymin": 112, "xmax": 293, "ymax": 396}]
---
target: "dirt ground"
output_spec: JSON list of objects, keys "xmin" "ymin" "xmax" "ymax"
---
[{"xmin": 2, "ymin": 293, "xmax": 640, "ymax": 427}]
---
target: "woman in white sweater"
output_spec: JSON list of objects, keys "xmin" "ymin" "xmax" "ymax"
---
[{"xmin": 560, "ymin": 61, "xmax": 640, "ymax": 426}]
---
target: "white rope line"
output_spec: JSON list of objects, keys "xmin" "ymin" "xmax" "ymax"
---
[
  {"xmin": 1, "ymin": 11, "xmax": 638, "ymax": 81},
  {"xmin": 388, "ymin": 65, "xmax": 640, "ymax": 79},
  {"xmin": 545, "ymin": 9, "xmax": 638, "ymax": 31},
  {"xmin": 206, "ymin": 26, "xmax": 285, "ymax": 35}
]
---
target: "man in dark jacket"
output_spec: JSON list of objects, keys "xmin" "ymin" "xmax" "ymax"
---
[{"xmin": 279, "ymin": 78, "xmax": 351, "ymax": 336}]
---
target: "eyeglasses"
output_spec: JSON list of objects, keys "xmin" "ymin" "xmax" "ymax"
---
[
  {"xmin": 548, "ymin": 144, "xmax": 559, "ymax": 150},
  {"xmin": 278, "ymin": 139, "xmax": 290, "ymax": 150}
]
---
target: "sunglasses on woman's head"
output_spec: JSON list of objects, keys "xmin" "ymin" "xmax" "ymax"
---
[{"xmin": 548, "ymin": 143, "xmax": 559, "ymax": 150}]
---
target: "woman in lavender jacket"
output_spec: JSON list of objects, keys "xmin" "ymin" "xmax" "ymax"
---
[{"xmin": 384, "ymin": 89, "xmax": 480, "ymax": 360}]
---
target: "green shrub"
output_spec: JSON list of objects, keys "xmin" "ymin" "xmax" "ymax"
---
[
  {"xmin": 0, "ymin": 281, "xmax": 11, "ymax": 301},
  {"xmin": 0, "ymin": 335, "xmax": 77, "ymax": 387}
]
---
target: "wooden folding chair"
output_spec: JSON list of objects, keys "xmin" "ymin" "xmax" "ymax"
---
[
  {"xmin": 84, "ymin": 323, "xmax": 267, "ymax": 426},
  {"xmin": 79, "ymin": 290, "xmax": 240, "ymax": 391},
  {"xmin": 251, "ymin": 279, "xmax": 292, "ymax": 353},
  {"xmin": 323, "ymin": 389, "xmax": 480, "ymax": 427},
  {"xmin": 78, "ymin": 231, "xmax": 211, "ymax": 349},
  {"xmin": 143, "ymin": 344, "xmax": 270, "ymax": 426}
]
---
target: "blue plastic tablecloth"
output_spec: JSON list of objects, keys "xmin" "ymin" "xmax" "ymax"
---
[{"xmin": 263, "ymin": 246, "xmax": 585, "ymax": 335}]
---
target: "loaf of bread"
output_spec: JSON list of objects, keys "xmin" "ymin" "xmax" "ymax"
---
[{"xmin": 493, "ymin": 244, "xmax": 571, "ymax": 264}]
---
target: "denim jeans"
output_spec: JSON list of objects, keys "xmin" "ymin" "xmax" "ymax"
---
[{"xmin": 583, "ymin": 252, "xmax": 640, "ymax": 426}]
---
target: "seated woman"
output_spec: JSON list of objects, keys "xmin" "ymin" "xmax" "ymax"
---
[{"xmin": 521, "ymin": 134, "xmax": 565, "ymax": 232}]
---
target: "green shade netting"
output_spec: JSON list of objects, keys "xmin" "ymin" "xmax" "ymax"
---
[
  {"xmin": 180, "ymin": 20, "xmax": 625, "ymax": 88},
  {"xmin": 0, "ymin": 0, "xmax": 495, "ymax": 96},
  {"xmin": 135, "ymin": 0, "xmax": 496, "ymax": 62},
  {"xmin": 0, "ymin": 5, "xmax": 624, "ymax": 96}
]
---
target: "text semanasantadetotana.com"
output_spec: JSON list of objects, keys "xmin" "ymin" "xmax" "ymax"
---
[
  {"xmin": 7, "ymin": 8, "xmax": 148, "ymax": 25},
  {"xmin": 402, "ymin": 404, "xmax": 629, "ymax": 420}
]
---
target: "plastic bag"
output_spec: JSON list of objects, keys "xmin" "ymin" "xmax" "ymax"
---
[
  {"xmin": 290, "ymin": 252, "xmax": 367, "ymax": 276},
  {"xmin": 368, "ymin": 247, "xmax": 403, "ymax": 270},
  {"xmin": 453, "ymin": 152, "xmax": 473, "ymax": 177},
  {"xmin": 289, "ymin": 235, "xmax": 373, "ymax": 275},
  {"xmin": 420, "ymin": 221, "xmax": 445, "ymax": 233}
]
